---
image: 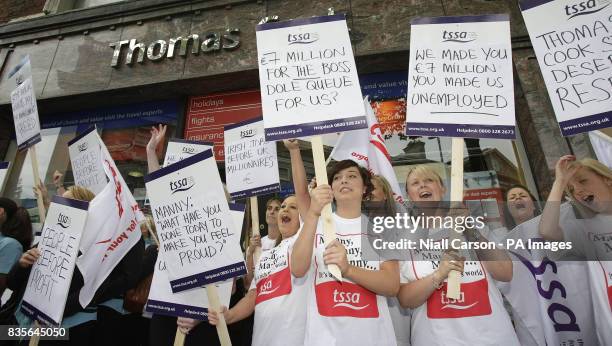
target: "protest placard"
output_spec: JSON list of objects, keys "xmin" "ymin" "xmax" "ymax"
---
[
  {"xmin": 224, "ymin": 117, "xmax": 280, "ymax": 199},
  {"xmin": 21, "ymin": 196, "xmax": 89, "ymax": 326},
  {"xmin": 520, "ymin": 0, "xmax": 612, "ymax": 136},
  {"xmin": 0, "ymin": 161, "xmax": 10, "ymax": 195},
  {"xmin": 146, "ymin": 203, "xmax": 244, "ymax": 319},
  {"xmin": 68, "ymin": 126, "xmax": 107, "ymax": 195},
  {"xmin": 145, "ymin": 149, "xmax": 246, "ymax": 293},
  {"xmin": 256, "ymin": 14, "xmax": 367, "ymax": 141},
  {"xmin": 9, "ymin": 55, "xmax": 45, "ymax": 223},
  {"xmin": 406, "ymin": 14, "xmax": 515, "ymax": 139},
  {"xmin": 163, "ymin": 139, "xmax": 214, "ymax": 167},
  {"xmin": 9, "ymin": 56, "xmax": 41, "ymax": 151}
]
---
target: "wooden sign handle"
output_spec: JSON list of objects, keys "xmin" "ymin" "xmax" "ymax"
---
[
  {"xmin": 310, "ymin": 136, "xmax": 342, "ymax": 281},
  {"xmin": 29, "ymin": 145, "xmax": 46, "ymax": 224},
  {"xmin": 145, "ymin": 221, "xmax": 160, "ymax": 247},
  {"xmin": 447, "ymin": 137, "xmax": 464, "ymax": 300},
  {"xmin": 173, "ymin": 328, "xmax": 186, "ymax": 346},
  {"xmin": 28, "ymin": 321, "xmax": 40, "ymax": 346},
  {"xmin": 206, "ymin": 285, "xmax": 232, "ymax": 346},
  {"xmin": 250, "ymin": 196, "xmax": 262, "ymax": 265}
]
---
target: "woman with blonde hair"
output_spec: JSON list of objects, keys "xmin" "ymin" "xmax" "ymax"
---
[
  {"xmin": 539, "ymin": 155, "xmax": 612, "ymax": 344},
  {"xmin": 397, "ymin": 164, "xmax": 517, "ymax": 346},
  {"xmin": 208, "ymin": 195, "xmax": 308, "ymax": 345}
]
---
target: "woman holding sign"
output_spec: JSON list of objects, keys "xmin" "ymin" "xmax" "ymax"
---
[
  {"xmin": 8, "ymin": 186, "xmax": 97, "ymax": 345},
  {"xmin": 538, "ymin": 156, "xmax": 612, "ymax": 344},
  {"xmin": 208, "ymin": 195, "xmax": 308, "ymax": 345},
  {"xmin": 397, "ymin": 165, "xmax": 518, "ymax": 346},
  {"xmin": 291, "ymin": 160, "xmax": 399, "ymax": 346}
]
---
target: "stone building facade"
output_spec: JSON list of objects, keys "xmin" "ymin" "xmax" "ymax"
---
[{"xmin": 0, "ymin": 0, "xmax": 599, "ymax": 203}]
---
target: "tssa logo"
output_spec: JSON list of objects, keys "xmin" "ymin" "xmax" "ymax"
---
[
  {"xmin": 440, "ymin": 291, "xmax": 477, "ymax": 310},
  {"xmin": 287, "ymin": 32, "xmax": 319, "ymax": 45},
  {"xmin": 332, "ymin": 289, "xmax": 369, "ymax": 310},
  {"xmin": 240, "ymin": 128, "xmax": 256, "ymax": 138},
  {"xmin": 169, "ymin": 176, "xmax": 195, "ymax": 194},
  {"xmin": 181, "ymin": 146, "xmax": 196, "ymax": 154},
  {"xmin": 442, "ymin": 30, "xmax": 477, "ymax": 43},
  {"xmin": 57, "ymin": 212, "xmax": 71, "ymax": 228},
  {"xmin": 258, "ymin": 279, "xmax": 279, "ymax": 296},
  {"xmin": 78, "ymin": 142, "xmax": 88, "ymax": 152},
  {"xmin": 565, "ymin": 0, "xmax": 610, "ymax": 19}
]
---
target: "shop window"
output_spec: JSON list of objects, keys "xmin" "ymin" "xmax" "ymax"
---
[{"xmin": 3, "ymin": 100, "xmax": 178, "ymax": 227}]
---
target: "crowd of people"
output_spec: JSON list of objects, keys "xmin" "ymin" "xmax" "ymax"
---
[{"xmin": 0, "ymin": 125, "xmax": 610, "ymax": 346}]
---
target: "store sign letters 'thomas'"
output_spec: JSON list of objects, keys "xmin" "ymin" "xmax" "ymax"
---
[{"xmin": 109, "ymin": 28, "xmax": 240, "ymax": 67}]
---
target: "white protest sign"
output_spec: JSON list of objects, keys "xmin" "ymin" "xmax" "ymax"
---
[
  {"xmin": 68, "ymin": 127, "xmax": 107, "ymax": 195},
  {"xmin": 0, "ymin": 161, "xmax": 10, "ymax": 195},
  {"xmin": 146, "ymin": 260, "xmax": 233, "ymax": 319},
  {"xmin": 21, "ymin": 195, "xmax": 89, "ymax": 326},
  {"xmin": 9, "ymin": 56, "xmax": 41, "ymax": 151},
  {"xmin": 145, "ymin": 149, "xmax": 246, "ymax": 293},
  {"xmin": 146, "ymin": 203, "xmax": 245, "ymax": 319},
  {"xmin": 256, "ymin": 14, "xmax": 367, "ymax": 141},
  {"xmin": 520, "ymin": 0, "xmax": 612, "ymax": 136},
  {"xmin": 406, "ymin": 14, "xmax": 515, "ymax": 139},
  {"xmin": 163, "ymin": 139, "xmax": 214, "ymax": 167},
  {"xmin": 224, "ymin": 117, "xmax": 280, "ymax": 199}
]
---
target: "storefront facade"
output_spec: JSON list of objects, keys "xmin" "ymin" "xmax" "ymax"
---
[{"xmin": 0, "ymin": 0, "xmax": 598, "ymax": 227}]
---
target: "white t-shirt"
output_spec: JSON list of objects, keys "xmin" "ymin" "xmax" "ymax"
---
[
  {"xmin": 261, "ymin": 235, "xmax": 278, "ymax": 251},
  {"xmin": 400, "ymin": 228, "xmax": 519, "ymax": 346},
  {"xmin": 498, "ymin": 213, "xmax": 597, "ymax": 346},
  {"xmin": 560, "ymin": 207, "xmax": 612, "ymax": 344},
  {"xmin": 250, "ymin": 233, "xmax": 309, "ymax": 346},
  {"xmin": 304, "ymin": 214, "xmax": 397, "ymax": 346},
  {"xmin": 387, "ymin": 296, "xmax": 412, "ymax": 346}
]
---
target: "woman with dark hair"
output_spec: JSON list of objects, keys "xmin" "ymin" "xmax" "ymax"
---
[
  {"xmin": 291, "ymin": 159, "xmax": 399, "ymax": 346},
  {"xmin": 496, "ymin": 182, "xmax": 597, "ymax": 345},
  {"xmin": 504, "ymin": 185, "xmax": 539, "ymax": 230},
  {"xmin": 0, "ymin": 198, "xmax": 31, "ymax": 299}
]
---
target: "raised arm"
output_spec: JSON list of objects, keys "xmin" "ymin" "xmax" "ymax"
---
[
  {"xmin": 283, "ymin": 139, "xmax": 311, "ymax": 219},
  {"xmin": 539, "ymin": 155, "xmax": 577, "ymax": 242},
  {"xmin": 290, "ymin": 185, "xmax": 333, "ymax": 278},
  {"xmin": 146, "ymin": 124, "xmax": 167, "ymax": 174}
]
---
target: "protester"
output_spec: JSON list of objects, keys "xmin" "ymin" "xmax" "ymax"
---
[
  {"xmin": 207, "ymin": 195, "xmax": 307, "ymax": 345},
  {"xmin": 496, "ymin": 184, "xmax": 597, "ymax": 345},
  {"xmin": 291, "ymin": 159, "xmax": 399, "ymax": 346},
  {"xmin": 397, "ymin": 165, "xmax": 518, "ymax": 345},
  {"xmin": 8, "ymin": 186, "xmax": 100, "ymax": 345},
  {"xmin": 538, "ymin": 156, "xmax": 612, "ymax": 344}
]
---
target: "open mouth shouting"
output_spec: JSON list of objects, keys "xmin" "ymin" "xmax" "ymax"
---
[
  {"xmin": 419, "ymin": 191, "xmax": 433, "ymax": 200},
  {"xmin": 280, "ymin": 213, "xmax": 292, "ymax": 225},
  {"xmin": 581, "ymin": 194, "xmax": 595, "ymax": 205},
  {"xmin": 513, "ymin": 201, "xmax": 526, "ymax": 210}
]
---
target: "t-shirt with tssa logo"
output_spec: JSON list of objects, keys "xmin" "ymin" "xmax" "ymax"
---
[
  {"xmin": 304, "ymin": 214, "xmax": 397, "ymax": 346},
  {"xmin": 249, "ymin": 233, "xmax": 308, "ymax": 346},
  {"xmin": 400, "ymin": 228, "xmax": 519, "ymax": 346},
  {"xmin": 497, "ymin": 210, "xmax": 597, "ymax": 346}
]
